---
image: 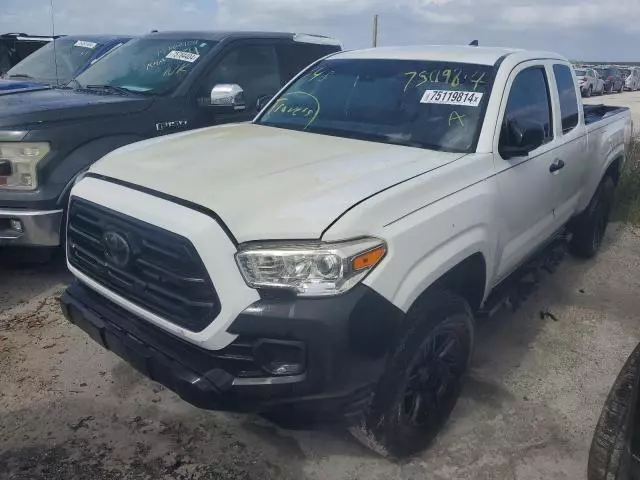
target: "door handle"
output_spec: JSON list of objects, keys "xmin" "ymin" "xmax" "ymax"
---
[{"xmin": 549, "ymin": 158, "xmax": 565, "ymax": 173}]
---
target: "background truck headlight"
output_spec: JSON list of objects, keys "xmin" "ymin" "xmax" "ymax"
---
[
  {"xmin": 0, "ymin": 142, "xmax": 50, "ymax": 190},
  {"xmin": 236, "ymin": 237, "xmax": 387, "ymax": 297}
]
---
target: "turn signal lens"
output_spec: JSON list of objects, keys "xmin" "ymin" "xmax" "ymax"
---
[{"xmin": 352, "ymin": 245, "xmax": 386, "ymax": 271}]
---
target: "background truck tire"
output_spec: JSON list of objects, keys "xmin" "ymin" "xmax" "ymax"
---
[
  {"xmin": 349, "ymin": 290, "xmax": 474, "ymax": 458},
  {"xmin": 587, "ymin": 343, "xmax": 640, "ymax": 480},
  {"xmin": 569, "ymin": 175, "xmax": 616, "ymax": 258}
]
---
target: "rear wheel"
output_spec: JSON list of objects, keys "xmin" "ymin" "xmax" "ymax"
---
[
  {"xmin": 586, "ymin": 86, "xmax": 593, "ymax": 97},
  {"xmin": 569, "ymin": 175, "xmax": 616, "ymax": 258},
  {"xmin": 349, "ymin": 290, "xmax": 474, "ymax": 458},
  {"xmin": 620, "ymin": 81, "xmax": 626, "ymax": 93}
]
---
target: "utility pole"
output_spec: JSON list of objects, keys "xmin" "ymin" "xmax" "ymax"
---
[{"xmin": 372, "ymin": 14, "xmax": 379, "ymax": 47}]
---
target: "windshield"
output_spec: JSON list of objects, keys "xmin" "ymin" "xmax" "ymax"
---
[
  {"xmin": 5, "ymin": 38, "xmax": 105, "ymax": 85},
  {"xmin": 257, "ymin": 59, "xmax": 494, "ymax": 153},
  {"xmin": 602, "ymin": 69, "xmax": 614, "ymax": 77},
  {"xmin": 621, "ymin": 69, "xmax": 631, "ymax": 77},
  {"xmin": 575, "ymin": 69, "xmax": 587, "ymax": 76},
  {"xmin": 74, "ymin": 37, "xmax": 216, "ymax": 95}
]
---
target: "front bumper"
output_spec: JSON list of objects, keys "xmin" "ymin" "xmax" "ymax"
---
[
  {"xmin": 61, "ymin": 281, "xmax": 404, "ymax": 416},
  {"xmin": 0, "ymin": 208, "xmax": 62, "ymax": 246}
]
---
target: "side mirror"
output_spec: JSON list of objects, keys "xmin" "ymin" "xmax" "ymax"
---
[
  {"xmin": 209, "ymin": 84, "xmax": 246, "ymax": 111},
  {"xmin": 500, "ymin": 119, "xmax": 546, "ymax": 159},
  {"xmin": 256, "ymin": 95, "xmax": 273, "ymax": 112}
]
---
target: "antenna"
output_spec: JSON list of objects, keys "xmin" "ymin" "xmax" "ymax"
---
[{"xmin": 49, "ymin": 0, "xmax": 59, "ymax": 84}]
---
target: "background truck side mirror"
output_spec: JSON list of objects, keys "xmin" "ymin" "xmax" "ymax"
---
[
  {"xmin": 209, "ymin": 84, "xmax": 246, "ymax": 112},
  {"xmin": 500, "ymin": 119, "xmax": 546, "ymax": 159}
]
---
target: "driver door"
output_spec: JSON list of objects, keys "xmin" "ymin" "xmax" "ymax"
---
[{"xmin": 493, "ymin": 62, "xmax": 564, "ymax": 282}]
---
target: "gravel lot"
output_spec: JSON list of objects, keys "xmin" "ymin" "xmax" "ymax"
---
[{"xmin": 2, "ymin": 92, "xmax": 640, "ymax": 480}]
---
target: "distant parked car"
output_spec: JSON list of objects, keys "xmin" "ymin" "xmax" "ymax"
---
[
  {"xmin": 597, "ymin": 67, "xmax": 625, "ymax": 93},
  {"xmin": 0, "ymin": 35, "xmax": 131, "ymax": 95},
  {"xmin": 575, "ymin": 67, "xmax": 605, "ymax": 96},
  {"xmin": 0, "ymin": 33, "xmax": 62, "ymax": 75},
  {"xmin": 621, "ymin": 67, "xmax": 640, "ymax": 91}
]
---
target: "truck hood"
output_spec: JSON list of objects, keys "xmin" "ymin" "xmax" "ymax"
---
[
  {"xmin": 0, "ymin": 88, "xmax": 152, "ymax": 128},
  {"xmin": 90, "ymin": 124, "xmax": 466, "ymax": 242}
]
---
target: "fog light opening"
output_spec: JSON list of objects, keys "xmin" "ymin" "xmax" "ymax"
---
[
  {"xmin": 254, "ymin": 340, "xmax": 306, "ymax": 377},
  {"xmin": 9, "ymin": 219, "xmax": 23, "ymax": 233}
]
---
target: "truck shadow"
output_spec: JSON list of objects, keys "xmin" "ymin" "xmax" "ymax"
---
[{"xmin": 0, "ymin": 248, "xmax": 71, "ymax": 313}]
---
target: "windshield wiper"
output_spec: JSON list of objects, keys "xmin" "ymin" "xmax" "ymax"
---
[
  {"xmin": 8, "ymin": 74, "xmax": 33, "ymax": 79},
  {"xmin": 85, "ymin": 84, "xmax": 133, "ymax": 96}
]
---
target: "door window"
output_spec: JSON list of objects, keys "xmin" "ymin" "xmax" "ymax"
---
[
  {"xmin": 201, "ymin": 45, "xmax": 281, "ymax": 112},
  {"xmin": 553, "ymin": 64, "xmax": 579, "ymax": 134},
  {"xmin": 500, "ymin": 66, "xmax": 553, "ymax": 151},
  {"xmin": 276, "ymin": 43, "xmax": 339, "ymax": 81}
]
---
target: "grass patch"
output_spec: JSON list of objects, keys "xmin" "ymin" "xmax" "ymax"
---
[{"xmin": 612, "ymin": 141, "xmax": 640, "ymax": 225}]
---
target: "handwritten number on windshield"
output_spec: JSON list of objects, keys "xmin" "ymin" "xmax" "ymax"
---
[{"xmin": 404, "ymin": 69, "xmax": 484, "ymax": 91}]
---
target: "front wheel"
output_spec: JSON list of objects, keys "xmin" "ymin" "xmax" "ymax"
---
[
  {"xmin": 349, "ymin": 290, "xmax": 474, "ymax": 458},
  {"xmin": 586, "ymin": 86, "xmax": 593, "ymax": 97},
  {"xmin": 569, "ymin": 175, "xmax": 616, "ymax": 258}
]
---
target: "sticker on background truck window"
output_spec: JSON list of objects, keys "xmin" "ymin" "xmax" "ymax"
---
[
  {"xmin": 420, "ymin": 90, "xmax": 484, "ymax": 107},
  {"xmin": 165, "ymin": 50, "xmax": 200, "ymax": 63},
  {"xmin": 74, "ymin": 40, "xmax": 98, "ymax": 49}
]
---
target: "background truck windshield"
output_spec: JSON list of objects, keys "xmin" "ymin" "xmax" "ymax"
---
[
  {"xmin": 74, "ymin": 37, "xmax": 216, "ymax": 95},
  {"xmin": 258, "ymin": 58, "xmax": 494, "ymax": 152},
  {"xmin": 575, "ymin": 69, "xmax": 587, "ymax": 76},
  {"xmin": 5, "ymin": 38, "xmax": 105, "ymax": 85}
]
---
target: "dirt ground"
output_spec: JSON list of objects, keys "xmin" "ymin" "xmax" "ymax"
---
[
  {"xmin": 0, "ymin": 224, "xmax": 638, "ymax": 480},
  {"xmin": 1, "ymin": 92, "xmax": 640, "ymax": 480}
]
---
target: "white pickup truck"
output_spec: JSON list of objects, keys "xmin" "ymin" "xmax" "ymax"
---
[{"xmin": 61, "ymin": 46, "xmax": 632, "ymax": 457}]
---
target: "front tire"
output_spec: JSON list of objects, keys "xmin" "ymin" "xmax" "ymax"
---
[
  {"xmin": 349, "ymin": 290, "xmax": 474, "ymax": 458},
  {"xmin": 569, "ymin": 176, "xmax": 616, "ymax": 258},
  {"xmin": 586, "ymin": 86, "xmax": 593, "ymax": 97}
]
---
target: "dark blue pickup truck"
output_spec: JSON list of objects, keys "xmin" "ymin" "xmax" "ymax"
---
[
  {"xmin": 1, "ymin": 35, "xmax": 132, "ymax": 95},
  {"xmin": 0, "ymin": 30, "xmax": 341, "ymax": 258}
]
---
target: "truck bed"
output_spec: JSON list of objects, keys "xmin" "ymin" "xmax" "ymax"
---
[{"xmin": 583, "ymin": 104, "xmax": 629, "ymax": 126}]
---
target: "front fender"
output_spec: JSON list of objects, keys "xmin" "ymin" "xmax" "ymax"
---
[
  {"xmin": 362, "ymin": 178, "xmax": 499, "ymax": 313},
  {"xmin": 52, "ymin": 135, "xmax": 146, "ymax": 206}
]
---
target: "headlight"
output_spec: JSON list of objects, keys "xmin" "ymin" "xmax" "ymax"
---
[
  {"xmin": 236, "ymin": 237, "xmax": 387, "ymax": 297},
  {"xmin": 0, "ymin": 142, "xmax": 50, "ymax": 190}
]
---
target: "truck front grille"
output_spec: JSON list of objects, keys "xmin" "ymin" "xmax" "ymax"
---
[{"xmin": 67, "ymin": 197, "xmax": 220, "ymax": 332}]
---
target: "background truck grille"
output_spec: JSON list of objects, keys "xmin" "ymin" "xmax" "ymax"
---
[{"xmin": 67, "ymin": 197, "xmax": 220, "ymax": 332}]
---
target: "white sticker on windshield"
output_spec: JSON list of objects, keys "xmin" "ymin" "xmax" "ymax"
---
[
  {"xmin": 420, "ymin": 90, "xmax": 484, "ymax": 107},
  {"xmin": 165, "ymin": 50, "xmax": 200, "ymax": 63},
  {"xmin": 74, "ymin": 40, "xmax": 98, "ymax": 49}
]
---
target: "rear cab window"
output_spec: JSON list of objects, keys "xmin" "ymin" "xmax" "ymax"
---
[{"xmin": 553, "ymin": 64, "xmax": 579, "ymax": 134}]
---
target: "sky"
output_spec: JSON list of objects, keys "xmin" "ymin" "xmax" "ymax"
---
[{"xmin": 2, "ymin": 0, "xmax": 640, "ymax": 61}]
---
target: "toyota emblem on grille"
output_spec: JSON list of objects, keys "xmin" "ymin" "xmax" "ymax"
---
[{"xmin": 102, "ymin": 231, "xmax": 131, "ymax": 267}]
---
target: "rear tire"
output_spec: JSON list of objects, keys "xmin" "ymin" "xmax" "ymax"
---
[
  {"xmin": 586, "ymin": 86, "xmax": 593, "ymax": 98},
  {"xmin": 569, "ymin": 176, "xmax": 616, "ymax": 258},
  {"xmin": 587, "ymin": 344, "xmax": 640, "ymax": 480},
  {"xmin": 349, "ymin": 290, "xmax": 474, "ymax": 458}
]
